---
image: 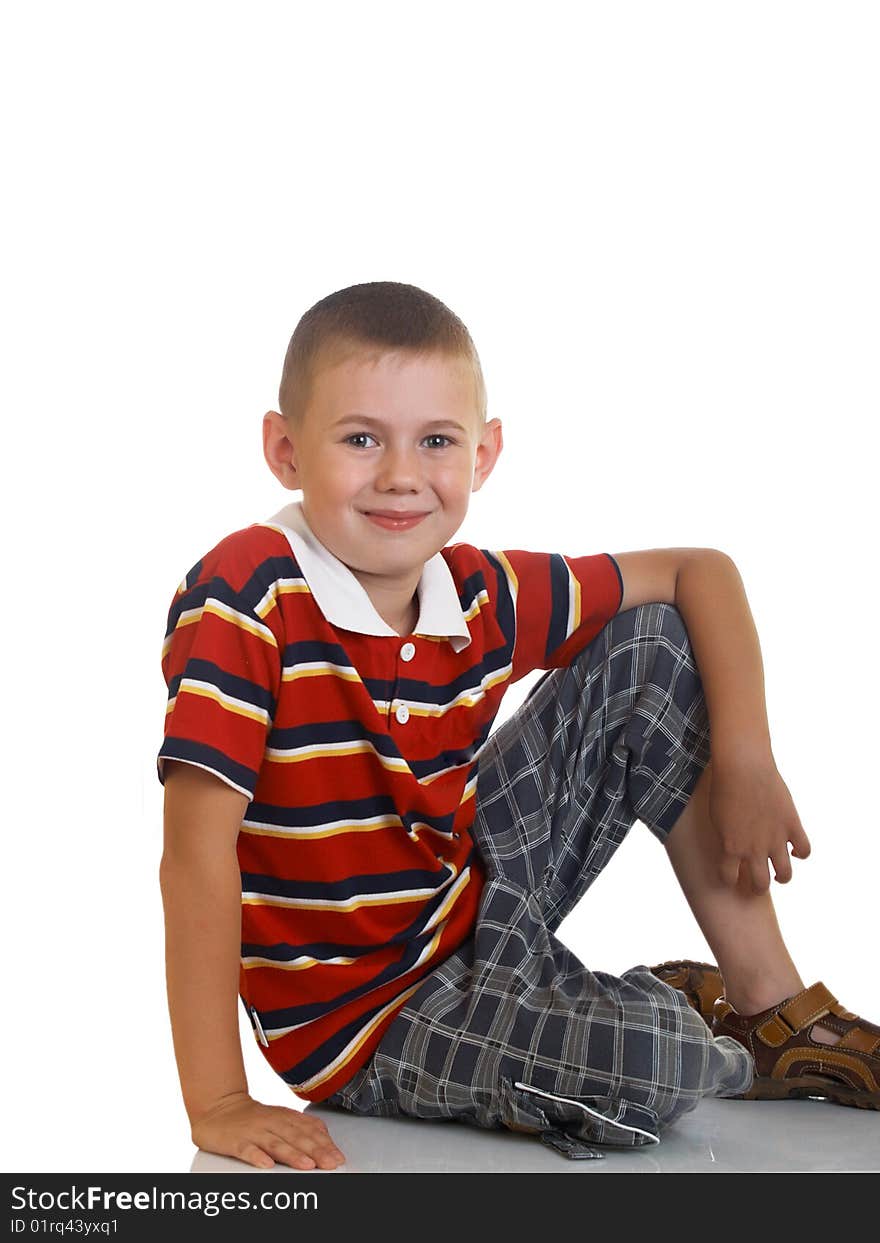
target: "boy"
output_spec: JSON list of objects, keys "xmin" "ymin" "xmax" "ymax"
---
[{"xmin": 158, "ymin": 281, "xmax": 879, "ymax": 1171}]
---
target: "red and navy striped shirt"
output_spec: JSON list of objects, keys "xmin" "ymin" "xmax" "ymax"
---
[{"xmin": 157, "ymin": 501, "xmax": 623, "ymax": 1102}]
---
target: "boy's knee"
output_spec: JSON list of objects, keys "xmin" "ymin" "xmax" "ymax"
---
[
  {"xmin": 606, "ymin": 600, "xmax": 688, "ymax": 647},
  {"xmin": 605, "ymin": 603, "xmax": 698, "ymax": 703},
  {"xmin": 569, "ymin": 602, "xmax": 691, "ymax": 683},
  {"xmin": 632, "ymin": 601, "xmax": 689, "ymax": 648}
]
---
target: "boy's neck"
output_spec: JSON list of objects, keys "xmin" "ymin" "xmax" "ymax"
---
[
  {"xmin": 377, "ymin": 593, "xmax": 420, "ymax": 637},
  {"xmin": 349, "ymin": 560, "xmax": 423, "ymax": 637},
  {"xmin": 387, "ymin": 599, "xmax": 417, "ymax": 636}
]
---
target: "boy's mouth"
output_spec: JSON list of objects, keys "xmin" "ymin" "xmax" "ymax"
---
[{"xmin": 362, "ymin": 510, "xmax": 430, "ymax": 531}]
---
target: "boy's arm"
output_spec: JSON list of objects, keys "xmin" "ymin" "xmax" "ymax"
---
[
  {"xmin": 160, "ymin": 761, "xmax": 347, "ymax": 1170},
  {"xmin": 159, "ymin": 760, "xmax": 251, "ymax": 1122},
  {"xmin": 611, "ymin": 548, "xmax": 811, "ymax": 889}
]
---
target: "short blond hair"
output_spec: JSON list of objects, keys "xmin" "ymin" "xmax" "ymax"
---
[{"xmin": 278, "ymin": 281, "xmax": 487, "ymax": 432}]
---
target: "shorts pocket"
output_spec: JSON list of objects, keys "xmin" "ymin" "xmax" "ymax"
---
[
  {"xmin": 500, "ymin": 1076, "xmax": 661, "ymax": 1150},
  {"xmin": 496, "ymin": 1075, "xmax": 553, "ymax": 1135}
]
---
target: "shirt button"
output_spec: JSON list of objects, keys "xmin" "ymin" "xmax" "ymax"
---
[
  {"xmin": 453, "ymin": 832, "xmax": 461, "ymax": 839},
  {"xmin": 395, "ymin": 704, "xmax": 410, "ymax": 724},
  {"xmin": 400, "ymin": 641, "xmax": 415, "ymax": 661}
]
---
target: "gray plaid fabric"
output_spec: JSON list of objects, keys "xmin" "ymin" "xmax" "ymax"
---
[{"xmin": 322, "ymin": 603, "xmax": 754, "ymax": 1151}]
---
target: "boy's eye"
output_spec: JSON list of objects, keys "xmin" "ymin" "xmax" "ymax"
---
[{"xmin": 343, "ymin": 433, "xmax": 454, "ymax": 449}]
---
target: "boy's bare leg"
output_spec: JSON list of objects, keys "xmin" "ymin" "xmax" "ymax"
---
[{"xmin": 662, "ymin": 759, "xmax": 840, "ymax": 1045}]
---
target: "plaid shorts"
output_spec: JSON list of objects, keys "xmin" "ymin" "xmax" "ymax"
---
[{"xmin": 323, "ymin": 603, "xmax": 754, "ymax": 1153}]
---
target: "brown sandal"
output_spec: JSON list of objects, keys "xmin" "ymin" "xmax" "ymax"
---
[
  {"xmin": 648, "ymin": 959, "xmax": 724, "ymax": 1030},
  {"xmin": 713, "ymin": 981, "xmax": 880, "ymax": 1110}
]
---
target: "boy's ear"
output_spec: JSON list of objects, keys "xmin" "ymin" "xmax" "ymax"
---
[
  {"xmin": 472, "ymin": 417, "xmax": 503, "ymax": 492},
  {"xmin": 263, "ymin": 410, "xmax": 301, "ymax": 490}
]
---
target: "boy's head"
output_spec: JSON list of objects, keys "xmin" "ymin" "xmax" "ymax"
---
[
  {"xmin": 277, "ymin": 280, "xmax": 489, "ymax": 436},
  {"xmin": 263, "ymin": 282, "xmax": 503, "ymax": 621}
]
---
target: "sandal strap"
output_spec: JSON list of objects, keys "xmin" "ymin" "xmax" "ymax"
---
[
  {"xmin": 837, "ymin": 1026, "xmax": 880, "ymax": 1055},
  {"xmin": 754, "ymin": 981, "xmax": 837, "ymax": 1046},
  {"xmin": 755, "ymin": 1014, "xmax": 797, "ymax": 1047},
  {"xmin": 777, "ymin": 981, "xmax": 836, "ymax": 1032},
  {"xmin": 830, "ymin": 1001, "xmax": 859, "ymax": 1021},
  {"xmin": 744, "ymin": 982, "xmax": 880, "ymax": 1051}
]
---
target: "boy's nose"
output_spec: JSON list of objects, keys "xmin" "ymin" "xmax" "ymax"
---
[{"xmin": 375, "ymin": 449, "xmax": 423, "ymax": 489}]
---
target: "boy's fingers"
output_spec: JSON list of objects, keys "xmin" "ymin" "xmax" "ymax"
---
[
  {"xmin": 771, "ymin": 848, "xmax": 793, "ymax": 884},
  {"xmin": 261, "ymin": 1134, "xmax": 320, "ymax": 1169},
  {"xmin": 749, "ymin": 856, "xmax": 771, "ymax": 893},
  {"xmin": 790, "ymin": 825, "xmax": 811, "ymax": 859},
  {"xmin": 267, "ymin": 1123, "xmax": 345, "ymax": 1166},
  {"xmin": 239, "ymin": 1143, "xmax": 274, "ymax": 1170}
]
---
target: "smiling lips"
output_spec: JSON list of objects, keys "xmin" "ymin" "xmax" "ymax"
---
[{"xmin": 363, "ymin": 510, "xmax": 430, "ymax": 530}]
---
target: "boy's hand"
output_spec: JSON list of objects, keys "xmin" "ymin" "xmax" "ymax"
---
[
  {"xmin": 707, "ymin": 754, "xmax": 812, "ymax": 892},
  {"xmin": 191, "ymin": 1091, "xmax": 346, "ymax": 1171}
]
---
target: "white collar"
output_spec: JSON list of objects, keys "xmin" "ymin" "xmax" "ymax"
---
[{"xmin": 261, "ymin": 500, "xmax": 472, "ymax": 651}]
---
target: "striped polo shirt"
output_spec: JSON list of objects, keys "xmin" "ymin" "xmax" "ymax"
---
[{"xmin": 157, "ymin": 500, "xmax": 624, "ymax": 1102}]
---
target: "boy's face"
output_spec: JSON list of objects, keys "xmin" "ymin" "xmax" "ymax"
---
[{"xmin": 263, "ymin": 348, "xmax": 503, "ymax": 613}]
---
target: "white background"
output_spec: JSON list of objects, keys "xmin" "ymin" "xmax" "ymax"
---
[{"xmin": 2, "ymin": 1, "xmax": 877, "ymax": 1173}]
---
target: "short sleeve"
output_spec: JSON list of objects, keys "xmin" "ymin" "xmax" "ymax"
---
[
  {"xmin": 157, "ymin": 564, "xmax": 282, "ymax": 800},
  {"xmin": 490, "ymin": 548, "xmax": 623, "ymax": 681}
]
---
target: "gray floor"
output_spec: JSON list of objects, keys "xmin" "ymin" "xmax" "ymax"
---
[{"xmin": 191, "ymin": 1097, "xmax": 880, "ymax": 1174}]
